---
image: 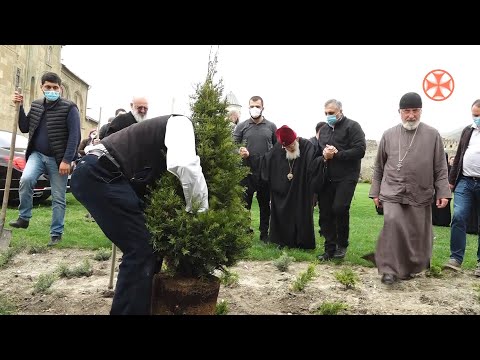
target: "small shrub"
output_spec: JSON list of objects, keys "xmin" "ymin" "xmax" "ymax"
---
[
  {"xmin": 0, "ymin": 294, "xmax": 16, "ymax": 315},
  {"xmin": 334, "ymin": 268, "xmax": 359, "ymax": 289},
  {"xmin": 0, "ymin": 247, "xmax": 20, "ymax": 269},
  {"xmin": 220, "ymin": 269, "xmax": 239, "ymax": 288},
  {"xmin": 216, "ymin": 299, "xmax": 229, "ymax": 315},
  {"xmin": 315, "ymin": 301, "xmax": 348, "ymax": 315},
  {"xmin": 26, "ymin": 245, "xmax": 48, "ymax": 254},
  {"xmin": 273, "ymin": 252, "xmax": 295, "ymax": 272},
  {"xmin": 57, "ymin": 259, "xmax": 93, "ymax": 278},
  {"xmin": 93, "ymin": 247, "xmax": 111, "ymax": 261},
  {"xmin": 33, "ymin": 273, "xmax": 57, "ymax": 294},
  {"xmin": 292, "ymin": 263, "xmax": 316, "ymax": 292},
  {"xmin": 426, "ymin": 265, "xmax": 443, "ymax": 278}
]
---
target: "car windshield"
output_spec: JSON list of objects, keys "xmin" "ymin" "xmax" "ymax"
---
[{"xmin": 0, "ymin": 131, "xmax": 28, "ymax": 151}]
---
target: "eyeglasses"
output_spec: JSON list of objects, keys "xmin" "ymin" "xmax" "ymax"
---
[
  {"xmin": 400, "ymin": 108, "xmax": 421, "ymax": 115},
  {"xmin": 135, "ymin": 106, "xmax": 149, "ymax": 111}
]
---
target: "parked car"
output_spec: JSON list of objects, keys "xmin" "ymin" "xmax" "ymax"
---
[{"xmin": 0, "ymin": 130, "xmax": 53, "ymax": 205}]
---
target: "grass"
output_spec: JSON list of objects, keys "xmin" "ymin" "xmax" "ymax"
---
[
  {"xmin": 2, "ymin": 183, "xmax": 478, "ymax": 270},
  {"xmin": 246, "ymin": 183, "xmax": 480, "ymax": 270},
  {"xmin": 6, "ymin": 194, "xmax": 110, "ymax": 250}
]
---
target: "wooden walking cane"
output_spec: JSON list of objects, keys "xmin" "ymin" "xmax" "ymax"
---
[
  {"xmin": 0, "ymin": 88, "xmax": 22, "ymax": 250},
  {"xmin": 108, "ymin": 243, "xmax": 117, "ymax": 289}
]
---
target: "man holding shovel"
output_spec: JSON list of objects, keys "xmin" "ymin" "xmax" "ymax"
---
[{"xmin": 9, "ymin": 72, "xmax": 81, "ymax": 246}]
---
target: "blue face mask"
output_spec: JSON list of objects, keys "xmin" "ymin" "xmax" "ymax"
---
[
  {"xmin": 474, "ymin": 117, "xmax": 480, "ymax": 127},
  {"xmin": 326, "ymin": 114, "xmax": 337, "ymax": 127},
  {"xmin": 44, "ymin": 90, "xmax": 60, "ymax": 102}
]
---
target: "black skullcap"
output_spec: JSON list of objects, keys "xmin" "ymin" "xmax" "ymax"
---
[{"xmin": 399, "ymin": 92, "xmax": 422, "ymax": 109}]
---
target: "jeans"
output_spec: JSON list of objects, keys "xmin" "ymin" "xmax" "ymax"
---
[
  {"xmin": 71, "ymin": 154, "xmax": 158, "ymax": 315},
  {"xmin": 19, "ymin": 151, "xmax": 68, "ymax": 236},
  {"xmin": 450, "ymin": 176, "xmax": 480, "ymax": 263}
]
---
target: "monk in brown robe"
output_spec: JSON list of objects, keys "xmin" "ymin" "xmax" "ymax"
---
[{"xmin": 369, "ymin": 92, "xmax": 451, "ymax": 285}]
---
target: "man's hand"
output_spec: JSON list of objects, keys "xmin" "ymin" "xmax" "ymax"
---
[
  {"xmin": 12, "ymin": 91, "xmax": 23, "ymax": 105},
  {"xmin": 59, "ymin": 161, "xmax": 71, "ymax": 176},
  {"xmin": 322, "ymin": 144, "xmax": 338, "ymax": 160},
  {"xmin": 239, "ymin": 147, "xmax": 249, "ymax": 159},
  {"xmin": 436, "ymin": 198, "xmax": 449, "ymax": 209},
  {"xmin": 373, "ymin": 197, "xmax": 382, "ymax": 208}
]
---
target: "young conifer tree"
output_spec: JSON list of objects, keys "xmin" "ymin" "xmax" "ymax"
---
[{"xmin": 146, "ymin": 47, "xmax": 252, "ymax": 278}]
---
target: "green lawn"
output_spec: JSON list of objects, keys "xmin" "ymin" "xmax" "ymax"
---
[
  {"xmin": 247, "ymin": 183, "xmax": 479, "ymax": 270},
  {"xmin": 5, "ymin": 184, "xmax": 479, "ymax": 269}
]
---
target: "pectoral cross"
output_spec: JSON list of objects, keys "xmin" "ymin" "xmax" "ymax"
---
[{"xmin": 396, "ymin": 161, "xmax": 403, "ymax": 171}]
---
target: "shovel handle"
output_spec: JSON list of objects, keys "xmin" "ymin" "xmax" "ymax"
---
[{"xmin": 0, "ymin": 87, "xmax": 22, "ymax": 229}]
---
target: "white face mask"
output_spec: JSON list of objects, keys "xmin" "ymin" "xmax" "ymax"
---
[{"xmin": 249, "ymin": 107, "xmax": 262, "ymax": 119}]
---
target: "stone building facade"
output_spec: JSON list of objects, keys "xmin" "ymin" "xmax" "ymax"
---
[{"xmin": 0, "ymin": 45, "xmax": 95, "ymax": 140}]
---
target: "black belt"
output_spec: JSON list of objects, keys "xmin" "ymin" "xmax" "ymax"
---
[
  {"xmin": 464, "ymin": 175, "xmax": 480, "ymax": 182},
  {"xmin": 88, "ymin": 149, "xmax": 121, "ymax": 172}
]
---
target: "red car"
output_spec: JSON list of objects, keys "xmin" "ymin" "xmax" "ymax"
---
[{"xmin": 0, "ymin": 130, "xmax": 52, "ymax": 205}]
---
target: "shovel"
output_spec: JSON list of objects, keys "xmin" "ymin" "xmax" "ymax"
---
[{"xmin": 0, "ymin": 88, "xmax": 22, "ymax": 251}]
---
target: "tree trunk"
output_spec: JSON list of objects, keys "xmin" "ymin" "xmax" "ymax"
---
[{"xmin": 151, "ymin": 273, "xmax": 220, "ymax": 315}]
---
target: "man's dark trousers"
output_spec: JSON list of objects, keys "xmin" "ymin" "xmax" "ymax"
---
[{"xmin": 71, "ymin": 154, "xmax": 157, "ymax": 315}]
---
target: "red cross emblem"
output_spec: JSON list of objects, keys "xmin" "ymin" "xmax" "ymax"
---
[{"xmin": 423, "ymin": 69, "xmax": 454, "ymax": 101}]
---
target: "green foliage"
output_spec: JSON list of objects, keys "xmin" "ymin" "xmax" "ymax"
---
[
  {"xmin": 426, "ymin": 265, "xmax": 443, "ymax": 278},
  {"xmin": 26, "ymin": 244, "xmax": 48, "ymax": 254},
  {"xmin": 0, "ymin": 247, "xmax": 21, "ymax": 269},
  {"xmin": 0, "ymin": 294, "xmax": 16, "ymax": 315},
  {"xmin": 216, "ymin": 299, "xmax": 229, "ymax": 315},
  {"xmin": 292, "ymin": 263, "xmax": 316, "ymax": 292},
  {"xmin": 33, "ymin": 273, "xmax": 57, "ymax": 294},
  {"xmin": 273, "ymin": 251, "xmax": 295, "ymax": 272},
  {"xmin": 146, "ymin": 48, "xmax": 252, "ymax": 278},
  {"xmin": 93, "ymin": 247, "xmax": 111, "ymax": 261},
  {"xmin": 334, "ymin": 268, "xmax": 359, "ymax": 289},
  {"xmin": 57, "ymin": 259, "xmax": 93, "ymax": 278},
  {"xmin": 219, "ymin": 268, "xmax": 239, "ymax": 288},
  {"xmin": 314, "ymin": 301, "xmax": 348, "ymax": 315}
]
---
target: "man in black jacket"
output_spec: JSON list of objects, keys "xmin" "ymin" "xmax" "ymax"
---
[
  {"xmin": 71, "ymin": 114, "xmax": 208, "ymax": 315},
  {"xmin": 104, "ymin": 97, "xmax": 148, "ymax": 137},
  {"xmin": 316, "ymin": 99, "xmax": 366, "ymax": 261},
  {"xmin": 9, "ymin": 72, "xmax": 81, "ymax": 246}
]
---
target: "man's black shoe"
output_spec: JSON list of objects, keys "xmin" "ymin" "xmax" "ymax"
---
[
  {"xmin": 333, "ymin": 246, "xmax": 347, "ymax": 259},
  {"xmin": 381, "ymin": 273, "xmax": 397, "ymax": 285},
  {"xmin": 9, "ymin": 218, "xmax": 29, "ymax": 229},
  {"xmin": 260, "ymin": 232, "xmax": 269, "ymax": 242},
  {"xmin": 317, "ymin": 252, "xmax": 334, "ymax": 261},
  {"xmin": 48, "ymin": 235, "xmax": 62, "ymax": 247}
]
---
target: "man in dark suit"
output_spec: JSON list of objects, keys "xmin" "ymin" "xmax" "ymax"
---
[{"xmin": 104, "ymin": 97, "xmax": 148, "ymax": 137}]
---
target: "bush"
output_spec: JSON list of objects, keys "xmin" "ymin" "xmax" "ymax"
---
[{"xmin": 146, "ymin": 47, "xmax": 252, "ymax": 278}]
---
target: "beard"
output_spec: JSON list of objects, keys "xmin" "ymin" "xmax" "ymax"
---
[
  {"xmin": 402, "ymin": 119, "xmax": 420, "ymax": 130},
  {"xmin": 132, "ymin": 110, "xmax": 147, "ymax": 122},
  {"xmin": 285, "ymin": 141, "xmax": 300, "ymax": 160}
]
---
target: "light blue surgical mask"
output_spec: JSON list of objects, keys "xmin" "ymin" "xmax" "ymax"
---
[
  {"xmin": 44, "ymin": 90, "xmax": 60, "ymax": 102},
  {"xmin": 326, "ymin": 114, "xmax": 337, "ymax": 127},
  {"xmin": 474, "ymin": 117, "xmax": 480, "ymax": 127}
]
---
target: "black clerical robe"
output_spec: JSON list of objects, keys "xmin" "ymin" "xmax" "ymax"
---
[{"xmin": 256, "ymin": 138, "xmax": 321, "ymax": 249}]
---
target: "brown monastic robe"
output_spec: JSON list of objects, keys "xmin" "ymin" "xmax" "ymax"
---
[{"xmin": 369, "ymin": 122, "xmax": 451, "ymax": 278}]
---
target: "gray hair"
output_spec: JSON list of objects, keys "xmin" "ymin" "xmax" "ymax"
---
[{"xmin": 324, "ymin": 99, "xmax": 342, "ymax": 110}]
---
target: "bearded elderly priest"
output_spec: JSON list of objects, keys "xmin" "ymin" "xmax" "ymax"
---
[
  {"xmin": 369, "ymin": 92, "xmax": 451, "ymax": 285},
  {"xmin": 240, "ymin": 125, "xmax": 322, "ymax": 249}
]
